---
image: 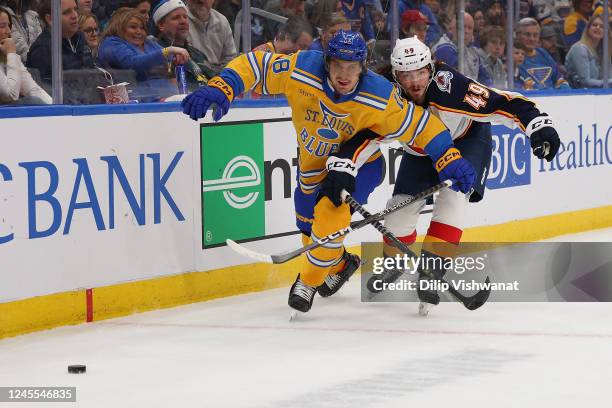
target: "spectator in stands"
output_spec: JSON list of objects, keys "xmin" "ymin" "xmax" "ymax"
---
[
  {"xmin": 185, "ymin": 0, "xmax": 236, "ymax": 75},
  {"xmin": 400, "ymin": 9, "xmax": 428, "ymax": 42},
  {"xmin": 484, "ymin": 0, "xmax": 504, "ymax": 26},
  {"xmin": 153, "ymin": 0, "xmax": 211, "ymax": 91},
  {"xmin": 565, "ymin": 14, "xmax": 612, "ymax": 87},
  {"xmin": 432, "ymin": 11, "xmax": 492, "ymax": 85},
  {"xmin": 1, "ymin": 0, "xmax": 42, "ymax": 62},
  {"xmin": 531, "ymin": 0, "xmax": 556, "ymax": 23},
  {"xmin": 79, "ymin": 12, "xmax": 99, "ymax": 58},
  {"xmin": 265, "ymin": 0, "xmax": 306, "ymax": 19},
  {"xmin": 97, "ymin": 7, "xmax": 189, "ymax": 100},
  {"xmin": 593, "ymin": 0, "xmax": 611, "ymax": 18},
  {"xmin": 554, "ymin": 0, "xmax": 573, "ymax": 20},
  {"xmin": 253, "ymin": 15, "xmax": 314, "ymax": 53},
  {"xmin": 77, "ymin": 0, "xmax": 93, "ymax": 14},
  {"xmin": 26, "ymin": 0, "xmax": 94, "ymax": 84},
  {"xmin": 540, "ymin": 22, "xmax": 566, "ymax": 68},
  {"xmin": 548, "ymin": 1, "xmax": 572, "ymax": 52},
  {"xmin": 422, "ymin": 0, "xmax": 439, "ymax": 15},
  {"xmin": 390, "ymin": 0, "xmax": 441, "ymax": 46},
  {"xmin": 516, "ymin": 17, "xmax": 570, "ymax": 89},
  {"xmin": 92, "ymin": 0, "xmax": 124, "ymax": 28},
  {"xmin": 309, "ymin": 0, "xmax": 341, "ymax": 29},
  {"xmin": 479, "ymin": 25, "xmax": 506, "ymax": 89},
  {"xmin": 470, "ymin": 7, "xmax": 485, "ymax": 46},
  {"xmin": 231, "ymin": 0, "xmax": 272, "ymax": 51},
  {"xmin": 371, "ymin": 9, "xmax": 388, "ymax": 41},
  {"xmin": 136, "ymin": 0, "xmax": 152, "ymax": 23},
  {"xmin": 339, "ymin": 0, "xmax": 375, "ymax": 44},
  {"xmin": 121, "ymin": 0, "xmax": 152, "ymax": 23},
  {"xmin": 0, "ymin": 5, "xmax": 50, "ymax": 104},
  {"xmin": 519, "ymin": 0, "xmax": 537, "ymax": 19},
  {"xmin": 308, "ymin": 12, "xmax": 350, "ymax": 51},
  {"xmin": 512, "ymin": 40, "xmax": 533, "ymax": 89},
  {"xmin": 263, "ymin": 0, "xmax": 307, "ymax": 42},
  {"xmin": 363, "ymin": 0, "xmax": 383, "ymax": 13},
  {"xmin": 563, "ymin": 0, "xmax": 593, "ymax": 48},
  {"xmin": 120, "ymin": 0, "xmax": 154, "ymax": 32},
  {"xmin": 215, "ymin": 0, "xmax": 240, "ymax": 28}
]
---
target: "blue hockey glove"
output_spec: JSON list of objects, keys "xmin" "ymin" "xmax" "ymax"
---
[
  {"xmin": 319, "ymin": 156, "xmax": 357, "ymax": 207},
  {"xmin": 526, "ymin": 115, "xmax": 560, "ymax": 162},
  {"xmin": 435, "ymin": 148, "xmax": 476, "ymax": 194},
  {"xmin": 181, "ymin": 85, "xmax": 229, "ymax": 121}
]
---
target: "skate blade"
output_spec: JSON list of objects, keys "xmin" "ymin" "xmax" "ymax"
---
[
  {"xmin": 418, "ymin": 302, "xmax": 433, "ymax": 317},
  {"xmin": 289, "ymin": 309, "xmax": 301, "ymax": 322}
]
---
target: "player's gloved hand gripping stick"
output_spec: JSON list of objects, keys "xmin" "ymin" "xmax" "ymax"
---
[{"xmin": 433, "ymin": 147, "xmax": 476, "ymax": 194}]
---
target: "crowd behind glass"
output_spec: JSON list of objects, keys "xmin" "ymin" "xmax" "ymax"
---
[{"xmin": 0, "ymin": 0, "xmax": 610, "ymax": 106}]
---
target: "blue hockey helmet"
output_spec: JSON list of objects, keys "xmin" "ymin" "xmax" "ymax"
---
[{"xmin": 325, "ymin": 30, "xmax": 368, "ymax": 62}]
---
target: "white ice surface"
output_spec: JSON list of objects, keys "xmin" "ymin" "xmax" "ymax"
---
[{"xmin": 1, "ymin": 228, "xmax": 612, "ymax": 408}]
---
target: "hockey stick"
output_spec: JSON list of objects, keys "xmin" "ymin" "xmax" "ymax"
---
[
  {"xmin": 226, "ymin": 181, "xmax": 451, "ymax": 264},
  {"xmin": 343, "ymin": 193, "xmax": 491, "ymax": 311}
]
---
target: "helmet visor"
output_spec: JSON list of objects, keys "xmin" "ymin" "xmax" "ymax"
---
[{"xmin": 395, "ymin": 67, "xmax": 430, "ymax": 82}]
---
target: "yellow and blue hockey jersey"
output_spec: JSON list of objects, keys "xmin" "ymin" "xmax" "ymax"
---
[{"xmin": 210, "ymin": 50, "xmax": 452, "ymax": 193}]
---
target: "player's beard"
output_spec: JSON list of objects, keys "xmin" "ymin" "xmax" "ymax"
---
[{"xmin": 402, "ymin": 84, "xmax": 427, "ymax": 105}]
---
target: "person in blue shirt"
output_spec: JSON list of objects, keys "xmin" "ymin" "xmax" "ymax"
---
[
  {"xmin": 565, "ymin": 14, "xmax": 612, "ymax": 87},
  {"xmin": 339, "ymin": 0, "xmax": 376, "ymax": 43},
  {"xmin": 97, "ymin": 7, "xmax": 189, "ymax": 100},
  {"xmin": 387, "ymin": 0, "xmax": 442, "ymax": 46},
  {"xmin": 308, "ymin": 12, "xmax": 351, "ymax": 52},
  {"xmin": 516, "ymin": 17, "xmax": 570, "ymax": 89},
  {"xmin": 563, "ymin": 0, "xmax": 593, "ymax": 49},
  {"xmin": 431, "ymin": 11, "xmax": 492, "ymax": 86}
]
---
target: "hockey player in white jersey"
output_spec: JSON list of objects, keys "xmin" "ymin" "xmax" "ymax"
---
[{"xmin": 338, "ymin": 36, "xmax": 561, "ymax": 315}]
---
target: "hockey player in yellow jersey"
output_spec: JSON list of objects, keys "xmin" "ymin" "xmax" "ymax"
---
[{"xmin": 182, "ymin": 30, "xmax": 476, "ymax": 314}]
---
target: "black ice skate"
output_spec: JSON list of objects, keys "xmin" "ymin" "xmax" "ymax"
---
[
  {"xmin": 416, "ymin": 250, "xmax": 448, "ymax": 315},
  {"xmin": 317, "ymin": 252, "xmax": 361, "ymax": 297},
  {"xmin": 366, "ymin": 252, "xmax": 405, "ymax": 298},
  {"xmin": 417, "ymin": 250, "xmax": 448, "ymax": 316},
  {"xmin": 288, "ymin": 274, "xmax": 317, "ymax": 314},
  {"xmin": 417, "ymin": 270, "xmax": 441, "ymax": 316},
  {"xmin": 417, "ymin": 270, "xmax": 441, "ymax": 303}
]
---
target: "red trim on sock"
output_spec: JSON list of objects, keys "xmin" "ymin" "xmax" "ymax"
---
[
  {"xmin": 427, "ymin": 221, "xmax": 462, "ymax": 243},
  {"xmin": 383, "ymin": 230, "xmax": 417, "ymax": 245}
]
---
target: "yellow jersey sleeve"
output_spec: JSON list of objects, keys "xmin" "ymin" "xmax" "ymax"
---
[{"xmin": 208, "ymin": 51, "xmax": 298, "ymax": 101}]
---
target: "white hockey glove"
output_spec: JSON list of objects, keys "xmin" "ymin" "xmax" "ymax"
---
[{"xmin": 319, "ymin": 156, "xmax": 357, "ymax": 207}]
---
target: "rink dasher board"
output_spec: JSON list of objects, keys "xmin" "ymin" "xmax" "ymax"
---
[{"xmin": 0, "ymin": 95, "xmax": 610, "ymax": 304}]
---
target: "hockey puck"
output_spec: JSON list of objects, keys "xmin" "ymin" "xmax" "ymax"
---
[{"xmin": 67, "ymin": 365, "xmax": 86, "ymax": 374}]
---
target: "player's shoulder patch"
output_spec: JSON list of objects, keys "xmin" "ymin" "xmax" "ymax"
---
[{"xmin": 433, "ymin": 70, "xmax": 453, "ymax": 94}]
